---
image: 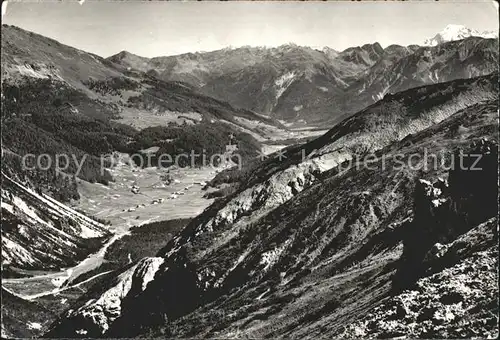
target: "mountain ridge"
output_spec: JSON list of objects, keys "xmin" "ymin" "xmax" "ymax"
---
[{"xmin": 108, "ymin": 35, "xmax": 498, "ymax": 126}]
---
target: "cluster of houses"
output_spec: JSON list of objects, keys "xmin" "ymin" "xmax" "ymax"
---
[{"xmin": 123, "ymin": 179, "xmax": 208, "ymax": 212}]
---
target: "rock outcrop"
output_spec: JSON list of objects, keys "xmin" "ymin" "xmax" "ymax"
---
[
  {"xmin": 344, "ymin": 139, "xmax": 499, "ymax": 338},
  {"xmin": 340, "ymin": 218, "xmax": 498, "ymax": 339},
  {"xmin": 45, "ymin": 257, "xmax": 165, "ymax": 336},
  {"xmin": 396, "ymin": 139, "xmax": 498, "ymax": 289}
]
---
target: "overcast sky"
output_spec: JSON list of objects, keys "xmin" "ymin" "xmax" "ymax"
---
[{"xmin": 3, "ymin": 1, "xmax": 499, "ymax": 58}]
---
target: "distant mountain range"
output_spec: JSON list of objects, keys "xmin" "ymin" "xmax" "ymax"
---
[
  {"xmin": 424, "ymin": 24, "xmax": 498, "ymax": 46},
  {"xmin": 108, "ymin": 26, "xmax": 498, "ymax": 126}
]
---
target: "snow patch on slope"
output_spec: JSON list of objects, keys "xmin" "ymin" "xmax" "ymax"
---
[
  {"xmin": 260, "ymin": 239, "xmax": 292, "ymax": 272},
  {"xmin": 27, "ymin": 322, "xmax": 42, "ymax": 330},
  {"xmin": 274, "ymin": 71, "xmax": 297, "ymax": 102}
]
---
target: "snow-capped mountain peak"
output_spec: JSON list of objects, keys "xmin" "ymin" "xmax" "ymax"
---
[{"xmin": 424, "ymin": 24, "xmax": 498, "ymax": 46}]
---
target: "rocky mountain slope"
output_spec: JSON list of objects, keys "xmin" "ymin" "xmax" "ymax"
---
[
  {"xmin": 340, "ymin": 217, "xmax": 498, "ymax": 338},
  {"xmin": 1, "ymin": 288, "xmax": 56, "ymax": 338},
  {"xmin": 110, "ymin": 42, "xmax": 383, "ymax": 89},
  {"xmin": 108, "ymin": 34, "xmax": 498, "ymax": 126},
  {"xmin": 45, "ymin": 73, "xmax": 498, "ymax": 338},
  {"xmin": 209, "ymin": 73, "xmax": 498, "ymax": 191},
  {"xmin": 346, "ymin": 37, "xmax": 499, "ymax": 120},
  {"xmin": 1, "ymin": 172, "xmax": 110, "ymax": 276}
]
